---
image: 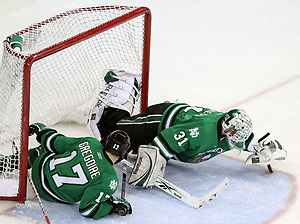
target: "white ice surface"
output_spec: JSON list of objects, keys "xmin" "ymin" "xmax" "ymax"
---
[
  {"xmin": 1, "ymin": 0, "xmax": 300, "ymax": 223},
  {"xmin": 0, "ymin": 179, "xmax": 19, "ymax": 196}
]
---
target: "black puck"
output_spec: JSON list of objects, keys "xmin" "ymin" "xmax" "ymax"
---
[{"xmin": 267, "ymin": 164, "xmax": 273, "ymax": 173}]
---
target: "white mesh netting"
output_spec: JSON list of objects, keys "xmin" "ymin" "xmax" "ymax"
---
[{"xmin": 0, "ymin": 6, "xmax": 150, "ymax": 198}]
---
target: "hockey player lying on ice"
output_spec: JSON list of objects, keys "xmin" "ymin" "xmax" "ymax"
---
[
  {"xmin": 0, "ymin": 127, "xmax": 133, "ymax": 220},
  {"xmin": 31, "ymin": 126, "xmax": 133, "ymax": 219},
  {"xmin": 87, "ymin": 69, "xmax": 287, "ymax": 187}
]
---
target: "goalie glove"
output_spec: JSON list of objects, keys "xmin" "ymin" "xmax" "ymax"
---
[
  {"xmin": 245, "ymin": 138, "xmax": 287, "ymax": 165},
  {"xmin": 108, "ymin": 197, "xmax": 132, "ymax": 216},
  {"xmin": 128, "ymin": 145, "xmax": 166, "ymax": 187}
]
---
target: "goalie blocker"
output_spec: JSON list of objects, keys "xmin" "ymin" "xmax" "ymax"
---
[{"xmin": 128, "ymin": 145, "xmax": 166, "ymax": 187}]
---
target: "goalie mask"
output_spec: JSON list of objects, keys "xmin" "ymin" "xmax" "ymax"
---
[
  {"xmin": 104, "ymin": 130, "xmax": 130, "ymax": 159},
  {"xmin": 222, "ymin": 109, "xmax": 253, "ymax": 151}
]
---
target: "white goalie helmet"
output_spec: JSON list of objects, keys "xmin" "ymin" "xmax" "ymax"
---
[{"xmin": 222, "ymin": 109, "xmax": 253, "ymax": 151}]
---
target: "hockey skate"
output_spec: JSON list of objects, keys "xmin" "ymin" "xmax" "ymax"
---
[{"xmin": 87, "ymin": 69, "xmax": 142, "ymax": 140}]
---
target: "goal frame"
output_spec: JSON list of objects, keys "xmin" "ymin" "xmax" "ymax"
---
[{"xmin": 0, "ymin": 6, "xmax": 151, "ymax": 202}]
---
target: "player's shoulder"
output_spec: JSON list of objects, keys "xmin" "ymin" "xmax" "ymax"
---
[
  {"xmin": 80, "ymin": 136, "xmax": 102, "ymax": 145},
  {"xmin": 77, "ymin": 137, "xmax": 103, "ymax": 154}
]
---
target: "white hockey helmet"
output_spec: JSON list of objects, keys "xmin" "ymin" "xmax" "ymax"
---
[{"xmin": 222, "ymin": 109, "xmax": 253, "ymax": 151}]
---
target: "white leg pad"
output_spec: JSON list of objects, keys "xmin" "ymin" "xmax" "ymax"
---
[
  {"xmin": 128, "ymin": 145, "xmax": 166, "ymax": 187},
  {"xmin": 86, "ymin": 103, "xmax": 104, "ymax": 140},
  {"xmin": 99, "ymin": 69, "xmax": 141, "ymax": 115}
]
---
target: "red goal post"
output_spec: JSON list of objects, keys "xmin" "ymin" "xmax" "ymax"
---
[{"xmin": 0, "ymin": 6, "xmax": 151, "ymax": 202}]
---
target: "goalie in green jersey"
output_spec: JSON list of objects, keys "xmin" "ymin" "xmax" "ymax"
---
[
  {"xmin": 27, "ymin": 123, "xmax": 132, "ymax": 220},
  {"xmin": 87, "ymin": 69, "xmax": 287, "ymax": 187}
]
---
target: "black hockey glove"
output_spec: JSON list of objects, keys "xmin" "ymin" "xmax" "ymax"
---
[
  {"xmin": 29, "ymin": 123, "xmax": 56, "ymax": 143},
  {"xmin": 29, "ymin": 123, "xmax": 47, "ymax": 136},
  {"xmin": 109, "ymin": 197, "xmax": 132, "ymax": 216}
]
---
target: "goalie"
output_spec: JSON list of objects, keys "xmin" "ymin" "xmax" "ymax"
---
[{"xmin": 87, "ymin": 69, "xmax": 287, "ymax": 188}]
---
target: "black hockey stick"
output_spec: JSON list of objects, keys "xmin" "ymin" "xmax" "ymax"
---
[{"xmin": 121, "ymin": 155, "xmax": 127, "ymax": 200}]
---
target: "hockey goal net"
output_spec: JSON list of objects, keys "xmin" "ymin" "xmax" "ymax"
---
[{"xmin": 0, "ymin": 6, "xmax": 151, "ymax": 202}]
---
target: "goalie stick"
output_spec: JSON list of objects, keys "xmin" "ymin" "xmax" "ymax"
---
[{"xmin": 122, "ymin": 159, "xmax": 229, "ymax": 208}]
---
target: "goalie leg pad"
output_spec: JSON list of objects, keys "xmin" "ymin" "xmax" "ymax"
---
[
  {"xmin": 128, "ymin": 145, "xmax": 166, "ymax": 187},
  {"xmin": 99, "ymin": 69, "xmax": 142, "ymax": 115},
  {"xmin": 87, "ymin": 102, "xmax": 104, "ymax": 140}
]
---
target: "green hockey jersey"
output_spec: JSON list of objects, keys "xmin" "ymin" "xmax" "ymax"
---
[
  {"xmin": 31, "ymin": 129, "xmax": 119, "ymax": 220},
  {"xmin": 151, "ymin": 103, "xmax": 253, "ymax": 163}
]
